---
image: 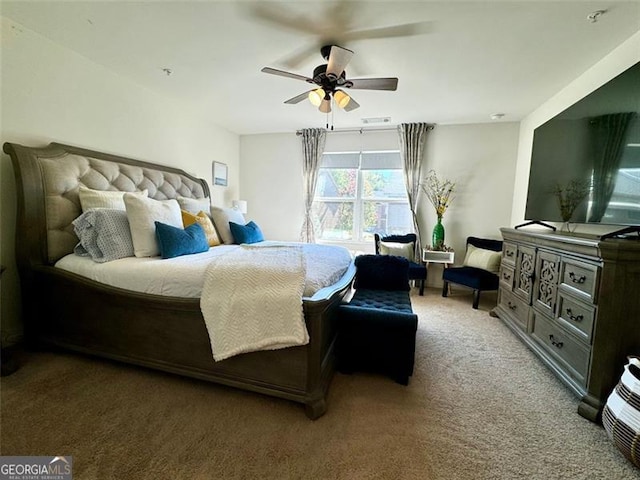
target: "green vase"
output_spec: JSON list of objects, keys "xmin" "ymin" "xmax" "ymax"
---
[{"xmin": 432, "ymin": 216, "xmax": 445, "ymax": 250}]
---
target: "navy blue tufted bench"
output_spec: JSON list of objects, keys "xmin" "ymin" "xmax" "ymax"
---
[{"xmin": 336, "ymin": 255, "xmax": 418, "ymax": 385}]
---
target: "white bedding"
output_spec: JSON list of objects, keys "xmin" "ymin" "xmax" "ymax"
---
[{"xmin": 55, "ymin": 241, "xmax": 352, "ymax": 298}]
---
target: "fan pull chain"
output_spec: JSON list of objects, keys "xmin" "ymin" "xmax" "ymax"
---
[
  {"xmin": 331, "ymin": 102, "xmax": 335, "ymax": 131},
  {"xmin": 323, "ymin": 97, "xmax": 335, "ymax": 130}
]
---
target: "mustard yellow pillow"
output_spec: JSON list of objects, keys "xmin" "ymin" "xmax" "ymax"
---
[{"xmin": 181, "ymin": 210, "xmax": 221, "ymax": 247}]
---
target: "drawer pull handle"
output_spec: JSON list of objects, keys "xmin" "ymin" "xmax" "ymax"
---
[
  {"xmin": 506, "ymin": 251, "xmax": 514, "ymax": 257},
  {"xmin": 565, "ymin": 308, "xmax": 584, "ymax": 322},
  {"xmin": 503, "ymin": 273, "xmax": 511, "ymax": 280},
  {"xmin": 568, "ymin": 272, "xmax": 586, "ymax": 284},
  {"xmin": 508, "ymin": 302, "xmax": 517, "ymax": 311},
  {"xmin": 549, "ymin": 334, "xmax": 564, "ymax": 349}
]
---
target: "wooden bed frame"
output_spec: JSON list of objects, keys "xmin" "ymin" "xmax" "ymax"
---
[{"xmin": 5, "ymin": 141, "xmax": 355, "ymax": 419}]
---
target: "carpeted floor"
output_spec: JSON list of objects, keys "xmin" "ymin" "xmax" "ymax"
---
[{"xmin": 1, "ymin": 288, "xmax": 638, "ymax": 479}]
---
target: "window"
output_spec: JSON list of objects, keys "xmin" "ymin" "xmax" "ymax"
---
[{"xmin": 312, "ymin": 151, "xmax": 413, "ymax": 242}]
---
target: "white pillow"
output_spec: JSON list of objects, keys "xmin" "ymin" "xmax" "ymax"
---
[
  {"xmin": 79, "ymin": 186, "xmax": 148, "ymax": 212},
  {"xmin": 177, "ymin": 196, "xmax": 211, "ymax": 215},
  {"xmin": 124, "ymin": 194, "xmax": 182, "ymax": 257},
  {"xmin": 463, "ymin": 244, "xmax": 501, "ymax": 274},
  {"xmin": 210, "ymin": 206, "xmax": 246, "ymax": 244},
  {"xmin": 379, "ymin": 241, "xmax": 415, "ymax": 261}
]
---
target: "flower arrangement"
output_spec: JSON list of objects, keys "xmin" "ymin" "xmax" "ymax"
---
[
  {"xmin": 552, "ymin": 179, "xmax": 590, "ymax": 222},
  {"xmin": 424, "ymin": 244, "xmax": 455, "ymax": 252},
  {"xmin": 422, "ymin": 170, "xmax": 456, "ymax": 251},
  {"xmin": 422, "ymin": 170, "xmax": 455, "ymax": 219}
]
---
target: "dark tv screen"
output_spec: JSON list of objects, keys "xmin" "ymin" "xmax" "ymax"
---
[{"xmin": 525, "ymin": 62, "xmax": 640, "ymax": 226}]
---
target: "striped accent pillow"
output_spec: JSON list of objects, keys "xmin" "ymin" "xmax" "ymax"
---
[{"xmin": 603, "ymin": 356, "xmax": 640, "ymax": 467}]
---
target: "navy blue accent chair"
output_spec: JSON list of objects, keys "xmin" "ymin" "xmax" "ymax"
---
[
  {"xmin": 442, "ymin": 236, "xmax": 503, "ymax": 309},
  {"xmin": 374, "ymin": 233, "xmax": 426, "ymax": 296}
]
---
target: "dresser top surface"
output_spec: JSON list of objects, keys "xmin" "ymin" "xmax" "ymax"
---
[{"xmin": 500, "ymin": 227, "xmax": 640, "ymax": 260}]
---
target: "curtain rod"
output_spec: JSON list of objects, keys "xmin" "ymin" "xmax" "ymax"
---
[{"xmin": 295, "ymin": 125, "xmax": 435, "ymax": 136}]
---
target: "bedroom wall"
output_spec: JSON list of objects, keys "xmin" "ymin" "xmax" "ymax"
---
[
  {"xmin": 511, "ymin": 30, "xmax": 640, "ymax": 233},
  {"xmin": 0, "ymin": 16, "xmax": 240, "ymax": 346},
  {"xmin": 239, "ymin": 122, "xmax": 520, "ymax": 285}
]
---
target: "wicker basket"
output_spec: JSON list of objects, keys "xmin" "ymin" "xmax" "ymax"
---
[{"xmin": 603, "ymin": 356, "xmax": 640, "ymax": 468}]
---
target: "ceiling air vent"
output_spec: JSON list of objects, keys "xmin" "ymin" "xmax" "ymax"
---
[{"xmin": 361, "ymin": 117, "xmax": 391, "ymax": 124}]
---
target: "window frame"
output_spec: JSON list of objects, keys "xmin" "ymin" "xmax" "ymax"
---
[{"xmin": 313, "ymin": 150, "xmax": 411, "ymax": 243}]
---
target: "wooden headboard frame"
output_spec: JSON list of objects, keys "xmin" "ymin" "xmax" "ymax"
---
[{"xmin": 4, "ymin": 142, "xmax": 210, "ymax": 270}]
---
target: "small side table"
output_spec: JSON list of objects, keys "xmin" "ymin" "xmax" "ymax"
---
[
  {"xmin": 422, "ymin": 250, "xmax": 455, "ymax": 293},
  {"xmin": 422, "ymin": 249, "xmax": 455, "ymax": 266}
]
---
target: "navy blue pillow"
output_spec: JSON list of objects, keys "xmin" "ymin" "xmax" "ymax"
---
[
  {"xmin": 354, "ymin": 254, "xmax": 410, "ymax": 291},
  {"xmin": 155, "ymin": 221, "xmax": 209, "ymax": 259},
  {"xmin": 229, "ymin": 221, "xmax": 264, "ymax": 244}
]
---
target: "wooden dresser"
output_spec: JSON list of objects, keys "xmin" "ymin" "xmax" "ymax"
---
[{"xmin": 494, "ymin": 228, "xmax": 640, "ymax": 422}]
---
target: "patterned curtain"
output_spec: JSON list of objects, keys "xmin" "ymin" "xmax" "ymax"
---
[
  {"xmin": 397, "ymin": 123, "xmax": 433, "ymax": 257},
  {"xmin": 300, "ymin": 128, "xmax": 327, "ymax": 243},
  {"xmin": 588, "ymin": 113, "xmax": 635, "ymax": 222}
]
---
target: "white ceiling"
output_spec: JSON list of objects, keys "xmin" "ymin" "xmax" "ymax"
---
[{"xmin": 2, "ymin": 1, "xmax": 639, "ymax": 135}]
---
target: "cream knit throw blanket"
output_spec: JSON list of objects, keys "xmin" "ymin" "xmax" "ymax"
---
[{"xmin": 200, "ymin": 245, "xmax": 308, "ymax": 361}]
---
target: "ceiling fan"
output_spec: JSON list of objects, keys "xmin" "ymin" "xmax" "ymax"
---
[
  {"xmin": 249, "ymin": 1, "xmax": 433, "ymax": 70},
  {"xmin": 261, "ymin": 45, "xmax": 398, "ymax": 114}
]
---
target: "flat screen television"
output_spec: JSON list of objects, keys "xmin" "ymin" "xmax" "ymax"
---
[{"xmin": 525, "ymin": 61, "xmax": 640, "ymax": 227}]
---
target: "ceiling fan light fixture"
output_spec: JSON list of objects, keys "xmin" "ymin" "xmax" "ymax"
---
[
  {"xmin": 334, "ymin": 90, "xmax": 351, "ymax": 109},
  {"xmin": 319, "ymin": 97, "xmax": 332, "ymax": 113},
  {"xmin": 308, "ymin": 88, "xmax": 325, "ymax": 107},
  {"xmin": 261, "ymin": 45, "xmax": 396, "ymax": 119}
]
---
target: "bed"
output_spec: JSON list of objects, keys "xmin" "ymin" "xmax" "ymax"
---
[{"xmin": 5, "ymin": 141, "xmax": 355, "ymax": 419}]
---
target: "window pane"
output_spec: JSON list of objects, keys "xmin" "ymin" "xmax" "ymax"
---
[
  {"xmin": 316, "ymin": 169, "xmax": 357, "ymax": 198},
  {"xmin": 312, "ymin": 201, "xmax": 354, "ymax": 240},
  {"xmin": 362, "ymin": 170, "xmax": 407, "ymax": 199},
  {"xmin": 362, "ymin": 201, "xmax": 413, "ymax": 241}
]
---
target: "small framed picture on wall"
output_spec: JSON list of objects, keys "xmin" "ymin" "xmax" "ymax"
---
[{"xmin": 213, "ymin": 161, "xmax": 228, "ymax": 187}]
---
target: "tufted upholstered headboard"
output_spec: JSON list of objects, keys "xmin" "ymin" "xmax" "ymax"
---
[{"xmin": 5, "ymin": 142, "xmax": 210, "ymax": 266}]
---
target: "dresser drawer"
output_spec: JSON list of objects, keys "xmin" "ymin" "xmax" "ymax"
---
[
  {"xmin": 531, "ymin": 314, "xmax": 590, "ymax": 386},
  {"xmin": 499, "ymin": 264, "xmax": 515, "ymax": 290},
  {"xmin": 502, "ymin": 242, "xmax": 517, "ymax": 266},
  {"xmin": 499, "ymin": 289, "xmax": 529, "ymax": 331},
  {"xmin": 560, "ymin": 260, "xmax": 599, "ymax": 302},
  {"xmin": 557, "ymin": 293, "xmax": 596, "ymax": 344}
]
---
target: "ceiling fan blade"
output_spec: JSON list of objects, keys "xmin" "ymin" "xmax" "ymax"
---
[
  {"xmin": 280, "ymin": 43, "xmax": 323, "ymax": 69},
  {"xmin": 344, "ymin": 96, "xmax": 360, "ymax": 112},
  {"xmin": 347, "ymin": 78, "xmax": 398, "ymax": 91},
  {"xmin": 284, "ymin": 91, "xmax": 313, "ymax": 105},
  {"xmin": 248, "ymin": 3, "xmax": 325, "ymax": 36},
  {"xmin": 261, "ymin": 67, "xmax": 313, "ymax": 83},
  {"xmin": 326, "ymin": 45, "xmax": 354, "ymax": 80},
  {"xmin": 342, "ymin": 21, "xmax": 434, "ymax": 41}
]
